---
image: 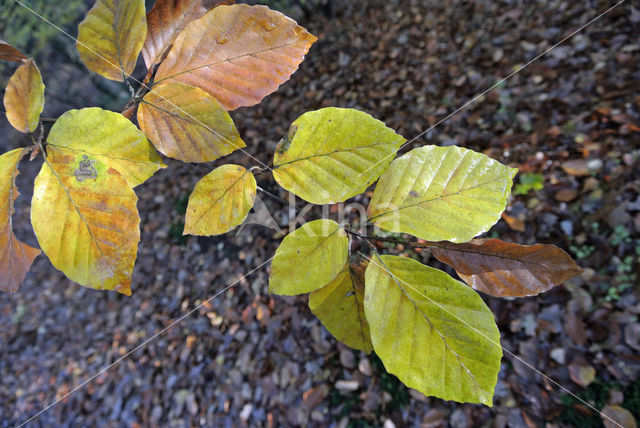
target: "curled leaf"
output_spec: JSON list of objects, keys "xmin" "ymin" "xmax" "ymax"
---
[
  {"xmin": 46, "ymin": 108, "xmax": 165, "ymax": 188},
  {"xmin": 430, "ymin": 239, "xmax": 583, "ymax": 297},
  {"xmin": 3, "ymin": 59, "xmax": 45, "ymax": 133},
  {"xmin": 365, "ymin": 255, "xmax": 502, "ymax": 406},
  {"xmin": 154, "ymin": 4, "xmax": 317, "ymax": 110},
  {"xmin": 0, "ymin": 39, "xmax": 27, "ymax": 62},
  {"xmin": 369, "ymin": 145, "xmax": 517, "ymax": 242},
  {"xmin": 138, "ymin": 82, "xmax": 245, "ymax": 162},
  {"xmin": 77, "ymin": 0, "xmax": 147, "ymax": 81},
  {"xmin": 273, "ymin": 108, "xmax": 405, "ymax": 204},
  {"xmin": 31, "ymin": 146, "xmax": 141, "ymax": 295},
  {"xmin": 269, "ymin": 219, "xmax": 348, "ymax": 296},
  {"xmin": 184, "ymin": 164, "xmax": 256, "ymax": 236},
  {"xmin": 0, "ymin": 149, "xmax": 40, "ymax": 293}
]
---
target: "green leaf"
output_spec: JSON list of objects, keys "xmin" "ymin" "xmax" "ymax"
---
[
  {"xmin": 47, "ymin": 108, "xmax": 165, "ymax": 188},
  {"xmin": 77, "ymin": 0, "xmax": 147, "ymax": 81},
  {"xmin": 309, "ymin": 263, "xmax": 373, "ymax": 353},
  {"xmin": 273, "ymin": 108, "xmax": 405, "ymax": 205},
  {"xmin": 184, "ymin": 164, "xmax": 256, "ymax": 236},
  {"xmin": 269, "ymin": 219, "xmax": 348, "ymax": 296},
  {"xmin": 368, "ymin": 145, "xmax": 517, "ymax": 242},
  {"xmin": 364, "ymin": 255, "xmax": 502, "ymax": 406}
]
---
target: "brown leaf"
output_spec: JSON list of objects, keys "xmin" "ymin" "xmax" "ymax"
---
[
  {"xmin": 568, "ymin": 359, "xmax": 596, "ymax": 388},
  {"xmin": 430, "ymin": 238, "xmax": 582, "ymax": 297},
  {"xmin": 0, "ymin": 39, "xmax": 27, "ymax": 62},
  {"xmin": 562, "ymin": 159, "xmax": 602, "ymax": 176},
  {"xmin": 555, "ymin": 188, "xmax": 578, "ymax": 202},
  {"xmin": 602, "ymin": 405, "xmax": 637, "ymax": 428},
  {"xmin": 0, "ymin": 149, "xmax": 41, "ymax": 293},
  {"xmin": 137, "ymin": 81, "xmax": 245, "ymax": 162},
  {"xmin": 565, "ymin": 313, "xmax": 587, "ymax": 346},
  {"xmin": 502, "ymin": 212, "xmax": 526, "ymax": 232},
  {"xmin": 142, "ymin": 0, "xmax": 234, "ymax": 70},
  {"xmin": 154, "ymin": 4, "xmax": 317, "ymax": 110},
  {"xmin": 302, "ymin": 385, "xmax": 328, "ymax": 411}
]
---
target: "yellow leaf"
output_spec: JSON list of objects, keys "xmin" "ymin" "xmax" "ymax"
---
[
  {"xmin": 77, "ymin": 0, "xmax": 147, "ymax": 81},
  {"xmin": 142, "ymin": 0, "xmax": 233, "ymax": 70},
  {"xmin": 138, "ymin": 82, "xmax": 245, "ymax": 162},
  {"xmin": 369, "ymin": 145, "xmax": 517, "ymax": 242},
  {"xmin": 273, "ymin": 108, "xmax": 405, "ymax": 204},
  {"xmin": 309, "ymin": 264, "xmax": 373, "ymax": 353},
  {"xmin": 31, "ymin": 146, "xmax": 141, "ymax": 295},
  {"xmin": 3, "ymin": 59, "xmax": 45, "ymax": 133},
  {"xmin": 154, "ymin": 4, "xmax": 317, "ymax": 110},
  {"xmin": 184, "ymin": 164, "xmax": 256, "ymax": 236},
  {"xmin": 269, "ymin": 219, "xmax": 348, "ymax": 295},
  {"xmin": 0, "ymin": 149, "xmax": 40, "ymax": 293},
  {"xmin": 46, "ymin": 108, "xmax": 164, "ymax": 188},
  {"xmin": 365, "ymin": 255, "xmax": 502, "ymax": 406}
]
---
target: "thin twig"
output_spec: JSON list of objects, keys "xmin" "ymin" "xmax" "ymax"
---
[{"xmin": 344, "ymin": 228, "xmax": 436, "ymax": 249}]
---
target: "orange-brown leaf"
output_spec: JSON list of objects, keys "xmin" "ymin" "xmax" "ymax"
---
[
  {"xmin": 142, "ymin": 0, "xmax": 234, "ymax": 70},
  {"xmin": 137, "ymin": 81, "xmax": 245, "ymax": 162},
  {"xmin": 430, "ymin": 238, "xmax": 582, "ymax": 297},
  {"xmin": 154, "ymin": 4, "xmax": 317, "ymax": 110},
  {"xmin": 0, "ymin": 40, "xmax": 27, "ymax": 62},
  {"xmin": 0, "ymin": 149, "xmax": 40, "ymax": 293},
  {"xmin": 3, "ymin": 59, "xmax": 45, "ymax": 133}
]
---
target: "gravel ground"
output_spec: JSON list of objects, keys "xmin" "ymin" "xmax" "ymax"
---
[{"xmin": 1, "ymin": 0, "xmax": 639, "ymax": 427}]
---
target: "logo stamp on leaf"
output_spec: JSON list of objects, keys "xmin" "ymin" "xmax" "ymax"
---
[{"xmin": 74, "ymin": 155, "xmax": 98, "ymax": 182}]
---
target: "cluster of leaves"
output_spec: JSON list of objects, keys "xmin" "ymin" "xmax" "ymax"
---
[
  {"xmin": 1, "ymin": 0, "xmax": 316, "ymax": 295},
  {"xmin": 263, "ymin": 109, "xmax": 582, "ymax": 405},
  {"xmin": 1, "ymin": 0, "xmax": 583, "ymax": 408}
]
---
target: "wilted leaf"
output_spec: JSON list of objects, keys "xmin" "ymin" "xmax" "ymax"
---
[
  {"xmin": 309, "ymin": 264, "xmax": 373, "ymax": 353},
  {"xmin": 47, "ymin": 108, "xmax": 164, "ymax": 187},
  {"xmin": 365, "ymin": 255, "xmax": 502, "ymax": 406},
  {"xmin": 269, "ymin": 219, "xmax": 348, "ymax": 296},
  {"xmin": 273, "ymin": 108, "xmax": 405, "ymax": 204},
  {"xmin": 184, "ymin": 164, "xmax": 256, "ymax": 236},
  {"xmin": 77, "ymin": 0, "xmax": 147, "ymax": 81},
  {"xmin": 142, "ymin": 0, "xmax": 234, "ymax": 69},
  {"xmin": 0, "ymin": 149, "xmax": 40, "ymax": 293},
  {"xmin": 154, "ymin": 4, "xmax": 317, "ymax": 110},
  {"xmin": 369, "ymin": 145, "xmax": 517, "ymax": 242},
  {"xmin": 31, "ymin": 146, "xmax": 140, "ymax": 295},
  {"xmin": 138, "ymin": 82, "xmax": 245, "ymax": 162},
  {"xmin": 0, "ymin": 40, "xmax": 27, "ymax": 62},
  {"xmin": 3, "ymin": 59, "xmax": 45, "ymax": 133},
  {"xmin": 430, "ymin": 239, "xmax": 582, "ymax": 297}
]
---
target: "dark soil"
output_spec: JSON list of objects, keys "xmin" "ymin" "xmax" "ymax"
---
[{"xmin": 1, "ymin": 0, "xmax": 639, "ymax": 427}]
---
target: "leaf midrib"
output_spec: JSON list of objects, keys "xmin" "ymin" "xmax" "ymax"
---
[
  {"xmin": 374, "ymin": 255, "xmax": 488, "ymax": 398},
  {"xmin": 154, "ymin": 41, "xmax": 308, "ymax": 84},
  {"xmin": 369, "ymin": 176, "xmax": 508, "ymax": 222}
]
